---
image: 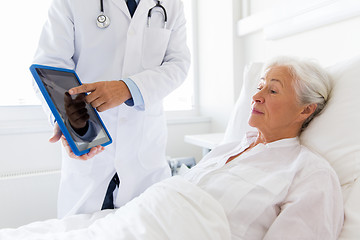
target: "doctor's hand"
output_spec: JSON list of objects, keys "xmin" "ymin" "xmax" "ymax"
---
[
  {"xmin": 61, "ymin": 135, "xmax": 105, "ymax": 160},
  {"xmin": 49, "ymin": 123, "xmax": 104, "ymax": 160},
  {"xmin": 49, "ymin": 122, "xmax": 63, "ymax": 143},
  {"xmin": 69, "ymin": 81, "xmax": 132, "ymax": 112}
]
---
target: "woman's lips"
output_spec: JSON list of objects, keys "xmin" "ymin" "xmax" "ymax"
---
[{"xmin": 251, "ymin": 108, "xmax": 264, "ymax": 114}]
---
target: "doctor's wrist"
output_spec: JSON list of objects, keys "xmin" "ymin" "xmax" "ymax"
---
[
  {"xmin": 118, "ymin": 80, "xmax": 132, "ymax": 101},
  {"xmin": 120, "ymin": 79, "xmax": 144, "ymax": 110},
  {"xmin": 119, "ymin": 80, "xmax": 134, "ymax": 106}
]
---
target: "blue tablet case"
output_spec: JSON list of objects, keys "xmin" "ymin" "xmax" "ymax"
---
[{"xmin": 30, "ymin": 64, "xmax": 112, "ymax": 156}]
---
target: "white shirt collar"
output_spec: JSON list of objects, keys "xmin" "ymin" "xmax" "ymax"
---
[{"xmin": 245, "ymin": 131, "xmax": 300, "ymax": 149}]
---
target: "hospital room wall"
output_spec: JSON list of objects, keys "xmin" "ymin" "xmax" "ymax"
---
[
  {"xmin": 196, "ymin": 0, "xmax": 244, "ymax": 133},
  {"xmin": 0, "ymin": 106, "xmax": 61, "ymax": 228},
  {"xmin": 238, "ymin": 1, "xmax": 360, "ymax": 89},
  {"xmin": 241, "ymin": 22, "xmax": 360, "ymax": 69}
]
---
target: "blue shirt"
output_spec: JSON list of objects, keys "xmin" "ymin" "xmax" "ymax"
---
[{"xmin": 121, "ymin": 78, "xmax": 145, "ymax": 111}]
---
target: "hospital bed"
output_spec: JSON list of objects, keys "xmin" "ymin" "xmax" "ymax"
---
[
  {"xmin": 0, "ymin": 55, "xmax": 359, "ymax": 239},
  {"xmin": 223, "ymin": 56, "xmax": 360, "ymax": 239}
]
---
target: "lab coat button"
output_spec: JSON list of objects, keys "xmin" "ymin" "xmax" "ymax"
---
[{"xmin": 128, "ymin": 28, "xmax": 136, "ymax": 36}]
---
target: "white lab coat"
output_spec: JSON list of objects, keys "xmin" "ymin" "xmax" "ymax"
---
[{"xmin": 33, "ymin": 0, "xmax": 190, "ymax": 217}]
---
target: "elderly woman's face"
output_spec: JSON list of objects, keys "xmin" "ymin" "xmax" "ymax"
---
[{"xmin": 248, "ymin": 66, "xmax": 308, "ymax": 140}]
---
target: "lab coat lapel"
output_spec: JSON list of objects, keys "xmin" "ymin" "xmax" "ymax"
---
[
  {"xmin": 133, "ymin": 0, "xmax": 155, "ymax": 19},
  {"xmin": 111, "ymin": 0, "xmax": 131, "ymax": 18}
]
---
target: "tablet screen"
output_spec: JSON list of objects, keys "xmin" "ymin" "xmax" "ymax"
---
[{"xmin": 35, "ymin": 68, "xmax": 111, "ymax": 152}]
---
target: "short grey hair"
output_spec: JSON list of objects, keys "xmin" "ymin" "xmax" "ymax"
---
[{"xmin": 263, "ymin": 56, "xmax": 332, "ymax": 131}]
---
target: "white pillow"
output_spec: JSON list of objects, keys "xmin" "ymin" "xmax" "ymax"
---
[
  {"xmin": 223, "ymin": 56, "xmax": 360, "ymax": 239},
  {"xmin": 302, "ymin": 56, "xmax": 360, "ymax": 240},
  {"xmin": 301, "ymin": 56, "xmax": 360, "ymax": 187},
  {"xmin": 222, "ymin": 62, "xmax": 263, "ymax": 144}
]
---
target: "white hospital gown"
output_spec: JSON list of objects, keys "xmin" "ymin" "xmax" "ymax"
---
[{"xmin": 182, "ymin": 132, "xmax": 344, "ymax": 240}]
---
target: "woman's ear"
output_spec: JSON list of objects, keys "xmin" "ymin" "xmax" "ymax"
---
[{"xmin": 300, "ymin": 103, "xmax": 317, "ymax": 120}]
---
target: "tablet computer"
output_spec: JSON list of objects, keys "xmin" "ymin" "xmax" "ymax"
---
[{"xmin": 30, "ymin": 64, "xmax": 112, "ymax": 156}]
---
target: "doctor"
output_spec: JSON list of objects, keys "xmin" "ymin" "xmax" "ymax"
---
[{"xmin": 33, "ymin": 0, "xmax": 190, "ymax": 218}]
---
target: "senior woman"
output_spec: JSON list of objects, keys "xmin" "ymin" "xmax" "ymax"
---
[
  {"xmin": 0, "ymin": 56, "xmax": 343, "ymax": 240},
  {"xmin": 182, "ymin": 56, "xmax": 343, "ymax": 239}
]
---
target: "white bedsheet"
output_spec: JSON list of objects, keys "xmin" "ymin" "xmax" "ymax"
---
[{"xmin": 0, "ymin": 176, "xmax": 231, "ymax": 240}]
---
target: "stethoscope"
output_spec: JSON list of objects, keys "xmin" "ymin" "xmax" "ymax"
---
[
  {"xmin": 96, "ymin": 0, "xmax": 167, "ymax": 29},
  {"xmin": 97, "ymin": 0, "xmax": 110, "ymax": 28}
]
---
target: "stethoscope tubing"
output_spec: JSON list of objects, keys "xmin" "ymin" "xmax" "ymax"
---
[
  {"xmin": 97, "ymin": 0, "xmax": 167, "ymax": 29},
  {"xmin": 147, "ymin": 0, "xmax": 167, "ymax": 28},
  {"xmin": 100, "ymin": 0, "xmax": 104, "ymax": 12}
]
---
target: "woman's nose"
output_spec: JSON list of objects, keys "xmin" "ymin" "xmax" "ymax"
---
[{"xmin": 252, "ymin": 91, "xmax": 265, "ymax": 103}]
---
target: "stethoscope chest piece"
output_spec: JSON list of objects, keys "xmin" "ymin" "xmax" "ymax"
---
[{"xmin": 97, "ymin": 13, "xmax": 110, "ymax": 28}]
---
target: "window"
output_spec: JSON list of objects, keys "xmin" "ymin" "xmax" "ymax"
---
[
  {"xmin": 0, "ymin": 0, "xmax": 196, "ymax": 112},
  {"xmin": 0, "ymin": 0, "xmax": 51, "ymax": 106},
  {"xmin": 163, "ymin": 0, "xmax": 196, "ymax": 111}
]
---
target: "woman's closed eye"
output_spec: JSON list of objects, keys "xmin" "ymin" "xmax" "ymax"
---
[{"xmin": 256, "ymin": 86, "xmax": 277, "ymax": 94}]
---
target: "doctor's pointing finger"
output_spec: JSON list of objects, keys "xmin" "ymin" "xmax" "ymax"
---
[{"xmin": 69, "ymin": 81, "xmax": 132, "ymax": 112}]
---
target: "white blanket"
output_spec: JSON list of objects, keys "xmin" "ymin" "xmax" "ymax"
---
[{"xmin": 0, "ymin": 176, "xmax": 231, "ymax": 240}]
